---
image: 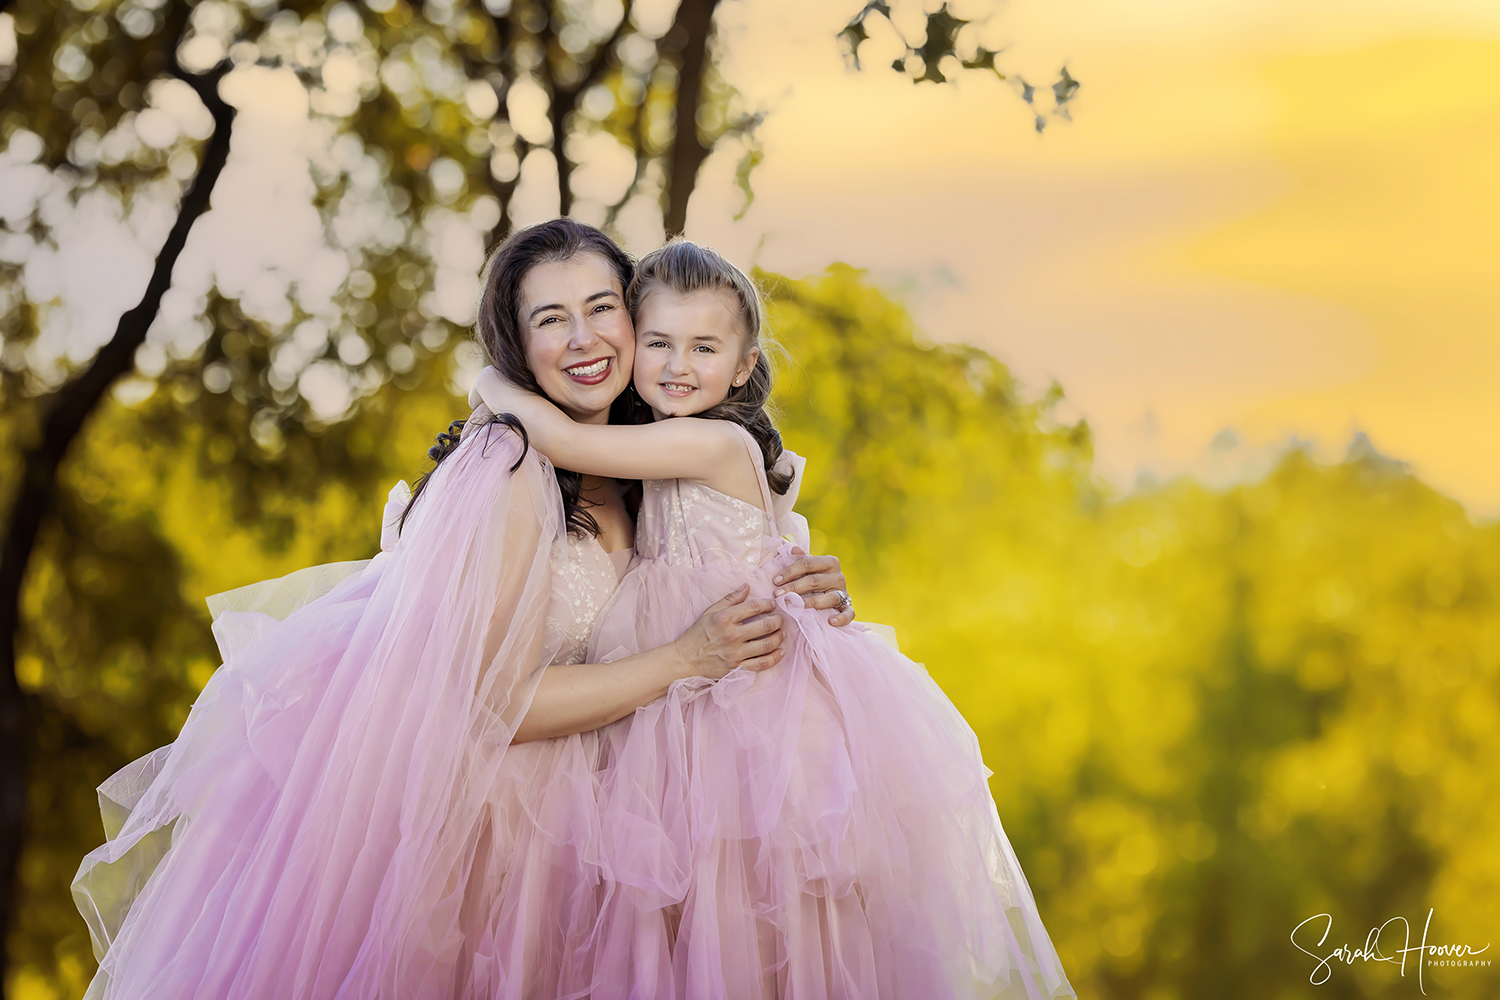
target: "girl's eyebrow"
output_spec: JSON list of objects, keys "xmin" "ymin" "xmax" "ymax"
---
[
  {"xmin": 528, "ymin": 289, "xmax": 619, "ymax": 320},
  {"xmin": 636, "ymin": 330, "xmax": 725, "ymax": 343}
]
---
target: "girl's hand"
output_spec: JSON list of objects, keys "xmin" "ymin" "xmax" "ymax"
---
[
  {"xmin": 471, "ymin": 366, "xmax": 546, "ymax": 419},
  {"xmin": 468, "ymin": 366, "xmax": 498, "ymax": 409},
  {"xmin": 772, "ymin": 549, "xmax": 856, "ymax": 627},
  {"xmin": 670, "ymin": 585, "xmax": 786, "ymax": 678}
]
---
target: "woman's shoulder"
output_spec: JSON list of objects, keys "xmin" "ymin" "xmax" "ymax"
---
[
  {"xmin": 456, "ymin": 417, "xmax": 556, "ymax": 479},
  {"xmin": 412, "ymin": 418, "xmax": 560, "ymax": 523}
]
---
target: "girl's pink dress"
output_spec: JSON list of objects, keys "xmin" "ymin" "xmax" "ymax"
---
[
  {"xmin": 585, "ymin": 427, "xmax": 1075, "ymax": 999},
  {"xmin": 71, "ymin": 429, "xmax": 624, "ymax": 1000}
]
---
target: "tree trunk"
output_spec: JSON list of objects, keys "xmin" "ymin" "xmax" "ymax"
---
[
  {"xmin": 0, "ymin": 66, "xmax": 233, "ymax": 997},
  {"xmin": 662, "ymin": 0, "xmax": 722, "ymax": 236},
  {"xmin": 553, "ymin": 93, "xmax": 575, "ymax": 218}
]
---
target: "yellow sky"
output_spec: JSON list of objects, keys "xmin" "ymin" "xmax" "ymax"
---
[{"xmin": 681, "ymin": 0, "xmax": 1500, "ymax": 515}]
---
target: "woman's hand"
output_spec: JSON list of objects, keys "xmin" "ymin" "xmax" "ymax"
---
[
  {"xmin": 772, "ymin": 549, "xmax": 856, "ymax": 627},
  {"xmin": 670, "ymin": 585, "xmax": 785, "ymax": 679}
]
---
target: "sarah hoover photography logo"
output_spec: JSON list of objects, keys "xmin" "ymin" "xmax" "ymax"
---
[{"xmin": 1291, "ymin": 908, "xmax": 1490, "ymax": 995}]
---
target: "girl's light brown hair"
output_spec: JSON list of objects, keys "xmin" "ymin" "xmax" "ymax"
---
[{"xmin": 626, "ymin": 240, "xmax": 792, "ymax": 495}]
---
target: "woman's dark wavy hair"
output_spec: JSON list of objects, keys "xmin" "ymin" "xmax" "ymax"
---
[
  {"xmin": 404, "ymin": 218, "xmax": 648, "ymax": 536},
  {"xmin": 628, "ymin": 240, "xmax": 792, "ymax": 495}
]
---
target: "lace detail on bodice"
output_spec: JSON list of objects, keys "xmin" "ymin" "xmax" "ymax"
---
[
  {"xmin": 546, "ymin": 533, "xmax": 627, "ymax": 665},
  {"xmin": 637, "ymin": 479, "xmax": 773, "ymax": 569}
]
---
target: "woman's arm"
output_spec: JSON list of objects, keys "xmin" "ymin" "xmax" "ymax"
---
[
  {"xmin": 473, "ymin": 367, "xmax": 744, "ymax": 484},
  {"xmin": 512, "ymin": 585, "xmax": 784, "ymax": 742}
]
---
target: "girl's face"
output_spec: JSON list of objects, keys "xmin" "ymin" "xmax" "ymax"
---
[
  {"xmin": 633, "ymin": 287, "xmax": 758, "ymax": 420},
  {"xmin": 518, "ymin": 253, "xmax": 635, "ymax": 424}
]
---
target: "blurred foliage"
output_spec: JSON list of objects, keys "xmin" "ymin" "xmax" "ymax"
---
[
  {"xmin": 6, "ymin": 337, "xmax": 465, "ymax": 1000},
  {"xmin": 769, "ymin": 267, "xmax": 1498, "ymax": 1000},
  {"xmin": 4, "ymin": 265, "xmax": 1498, "ymax": 998}
]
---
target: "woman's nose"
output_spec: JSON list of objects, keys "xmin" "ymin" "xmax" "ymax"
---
[{"xmin": 567, "ymin": 317, "xmax": 599, "ymax": 349}]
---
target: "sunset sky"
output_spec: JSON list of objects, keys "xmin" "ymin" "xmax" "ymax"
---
[{"xmin": 671, "ymin": 0, "xmax": 1500, "ymax": 515}]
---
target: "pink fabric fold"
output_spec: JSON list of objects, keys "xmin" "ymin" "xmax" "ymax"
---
[
  {"xmin": 72, "ymin": 428, "xmax": 612, "ymax": 1000},
  {"xmin": 580, "ymin": 428, "xmax": 1075, "ymax": 1000}
]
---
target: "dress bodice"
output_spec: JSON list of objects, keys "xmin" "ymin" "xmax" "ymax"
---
[
  {"xmin": 547, "ymin": 533, "xmax": 633, "ymax": 665},
  {"xmin": 635, "ymin": 426, "xmax": 808, "ymax": 571},
  {"xmin": 635, "ymin": 478, "xmax": 775, "ymax": 569}
]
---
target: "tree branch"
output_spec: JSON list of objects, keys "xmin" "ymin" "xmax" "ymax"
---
[
  {"xmin": 577, "ymin": 0, "xmax": 634, "ymax": 96},
  {"xmin": 0, "ymin": 52, "xmax": 235, "ymax": 994},
  {"xmin": 549, "ymin": 0, "xmax": 635, "ymax": 218},
  {"xmin": 603, "ymin": 83, "xmax": 651, "ymax": 230},
  {"xmin": 660, "ymin": 0, "xmax": 721, "ymax": 236}
]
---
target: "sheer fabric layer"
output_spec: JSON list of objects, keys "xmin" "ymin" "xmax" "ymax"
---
[
  {"xmin": 73, "ymin": 429, "xmax": 610, "ymax": 1000},
  {"xmin": 584, "ymin": 430, "xmax": 1076, "ymax": 1000}
]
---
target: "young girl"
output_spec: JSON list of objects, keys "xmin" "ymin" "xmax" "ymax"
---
[{"xmin": 471, "ymin": 241, "xmax": 1074, "ymax": 1000}]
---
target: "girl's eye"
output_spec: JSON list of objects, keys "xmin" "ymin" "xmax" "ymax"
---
[
  {"xmin": 694, "ymin": 345, "xmax": 714, "ymax": 353},
  {"xmin": 648, "ymin": 340, "xmax": 668, "ymax": 348}
]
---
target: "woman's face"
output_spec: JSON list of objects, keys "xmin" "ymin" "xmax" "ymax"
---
[{"xmin": 517, "ymin": 253, "xmax": 635, "ymax": 424}]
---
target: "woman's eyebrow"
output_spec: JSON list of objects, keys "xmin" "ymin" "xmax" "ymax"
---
[{"xmin": 528, "ymin": 289, "xmax": 619, "ymax": 320}]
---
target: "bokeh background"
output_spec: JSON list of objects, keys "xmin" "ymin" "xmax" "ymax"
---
[{"xmin": 2, "ymin": 0, "xmax": 1498, "ymax": 996}]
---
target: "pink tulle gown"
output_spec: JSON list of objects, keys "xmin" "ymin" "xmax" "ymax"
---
[
  {"xmin": 72, "ymin": 428, "xmax": 628, "ymax": 1000},
  {"xmin": 583, "ymin": 426, "xmax": 1075, "ymax": 1000}
]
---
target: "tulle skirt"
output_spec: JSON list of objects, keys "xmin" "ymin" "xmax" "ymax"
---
[
  {"xmin": 71, "ymin": 437, "xmax": 618, "ymax": 1000},
  {"xmin": 585, "ymin": 550, "xmax": 1076, "ymax": 1000}
]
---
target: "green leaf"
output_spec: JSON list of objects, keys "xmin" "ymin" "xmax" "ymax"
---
[{"xmin": 1052, "ymin": 66, "xmax": 1080, "ymax": 108}]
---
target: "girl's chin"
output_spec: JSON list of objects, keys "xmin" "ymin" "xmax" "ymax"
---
[{"xmin": 649, "ymin": 401, "xmax": 710, "ymax": 419}]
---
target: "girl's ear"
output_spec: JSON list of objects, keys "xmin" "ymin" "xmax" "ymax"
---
[{"xmin": 734, "ymin": 346, "xmax": 760, "ymax": 387}]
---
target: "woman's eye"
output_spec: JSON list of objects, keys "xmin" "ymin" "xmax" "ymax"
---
[{"xmin": 593, "ymin": 303, "xmax": 613, "ymax": 313}]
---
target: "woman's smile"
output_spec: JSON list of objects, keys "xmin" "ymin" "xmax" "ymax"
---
[{"xmin": 564, "ymin": 357, "xmax": 614, "ymax": 384}]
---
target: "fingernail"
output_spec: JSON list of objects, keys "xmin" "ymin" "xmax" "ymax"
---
[
  {"xmin": 774, "ymin": 588, "xmax": 784, "ymax": 597},
  {"xmin": 773, "ymin": 575, "xmax": 783, "ymax": 584}
]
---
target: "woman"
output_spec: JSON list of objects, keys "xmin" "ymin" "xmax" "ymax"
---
[{"xmin": 72, "ymin": 219, "xmax": 856, "ymax": 999}]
